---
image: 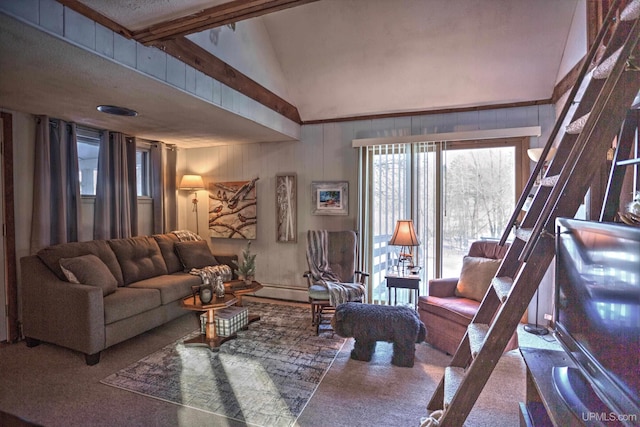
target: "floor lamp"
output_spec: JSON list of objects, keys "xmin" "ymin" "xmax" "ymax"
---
[
  {"xmin": 523, "ymin": 147, "xmax": 554, "ymax": 336},
  {"xmin": 179, "ymin": 175, "xmax": 205, "ymax": 235},
  {"xmin": 524, "ymin": 289, "xmax": 548, "ymax": 335}
]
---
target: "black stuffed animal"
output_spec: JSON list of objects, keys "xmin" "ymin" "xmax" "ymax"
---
[{"xmin": 331, "ymin": 302, "xmax": 427, "ymax": 367}]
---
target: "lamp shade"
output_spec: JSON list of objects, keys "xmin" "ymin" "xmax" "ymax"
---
[
  {"xmin": 389, "ymin": 220, "xmax": 420, "ymax": 247},
  {"xmin": 527, "ymin": 147, "xmax": 556, "ymax": 163},
  {"xmin": 179, "ymin": 175, "xmax": 204, "ymax": 190}
]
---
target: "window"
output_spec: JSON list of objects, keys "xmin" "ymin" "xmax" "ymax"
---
[
  {"xmin": 77, "ymin": 127, "xmax": 151, "ymax": 197},
  {"xmin": 77, "ymin": 126, "xmax": 100, "ymax": 196},
  {"xmin": 361, "ymin": 138, "xmax": 524, "ymax": 305},
  {"xmin": 440, "ymin": 142, "xmax": 518, "ymax": 277},
  {"xmin": 136, "ymin": 148, "xmax": 150, "ymax": 197}
]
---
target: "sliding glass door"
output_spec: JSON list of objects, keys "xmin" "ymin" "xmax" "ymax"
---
[
  {"xmin": 441, "ymin": 142, "xmax": 517, "ymax": 277},
  {"xmin": 361, "ymin": 138, "xmax": 523, "ymax": 305}
]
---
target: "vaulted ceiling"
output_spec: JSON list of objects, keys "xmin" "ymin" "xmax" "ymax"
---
[{"xmin": 0, "ymin": 0, "xmax": 582, "ymax": 147}]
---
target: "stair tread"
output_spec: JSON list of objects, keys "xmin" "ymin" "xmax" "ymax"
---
[
  {"xmin": 444, "ymin": 366, "xmax": 466, "ymax": 409},
  {"xmin": 515, "ymin": 227, "xmax": 532, "ymax": 242},
  {"xmin": 492, "ymin": 276, "xmax": 513, "ymax": 302},
  {"xmin": 540, "ymin": 175, "xmax": 559, "ymax": 187},
  {"xmin": 468, "ymin": 323, "xmax": 489, "ymax": 357},
  {"xmin": 622, "ymin": 0, "xmax": 640, "ymax": 21},
  {"xmin": 593, "ymin": 47, "xmax": 622, "ymax": 79},
  {"xmin": 566, "ymin": 112, "xmax": 591, "ymax": 134}
]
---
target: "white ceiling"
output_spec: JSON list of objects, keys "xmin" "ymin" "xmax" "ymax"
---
[
  {"xmin": 0, "ymin": 0, "xmax": 581, "ymax": 147},
  {"xmin": 262, "ymin": 0, "xmax": 580, "ymax": 121}
]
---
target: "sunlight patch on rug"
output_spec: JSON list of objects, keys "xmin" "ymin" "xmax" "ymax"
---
[{"xmin": 101, "ymin": 302, "xmax": 344, "ymax": 427}]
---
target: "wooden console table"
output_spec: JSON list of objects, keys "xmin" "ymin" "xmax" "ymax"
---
[{"xmin": 519, "ymin": 347, "xmax": 582, "ymax": 426}]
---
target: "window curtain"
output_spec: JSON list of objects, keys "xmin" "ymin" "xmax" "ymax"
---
[
  {"xmin": 30, "ymin": 116, "xmax": 81, "ymax": 254},
  {"xmin": 150, "ymin": 142, "xmax": 177, "ymax": 233},
  {"xmin": 93, "ymin": 132, "xmax": 138, "ymax": 239}
]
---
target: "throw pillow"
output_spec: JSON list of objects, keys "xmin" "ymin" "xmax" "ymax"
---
[
  {"xmin": 454, "ymin": 256, "xmax": 502, "ymax": 302},
  {"xmin": 59, "ymin": 254, "xmax": 118, "ymax": 296},
  {"xmin": 175, "ymin": 240, "xmax": 219, "ymax": 270}
]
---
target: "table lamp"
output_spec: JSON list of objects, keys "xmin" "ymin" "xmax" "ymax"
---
[{"xmin": 389, "ymin": 219, "xmax": 420, "ymax": 275}]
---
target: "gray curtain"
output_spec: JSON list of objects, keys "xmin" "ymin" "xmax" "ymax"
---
[
  {"xmin": 164, "ymin": 144, "xmax": 178, "ymax": 232},
  {"xmin": 30, "ymin": 117, "xmax": 81, "ymax": 254},
  {"xmin": 150, "ymin": 142, "xmax": 177, "ymax": 233},
  {"xmin": 93, "ymin": 132, "xmax": 138, "ymax": 239}
]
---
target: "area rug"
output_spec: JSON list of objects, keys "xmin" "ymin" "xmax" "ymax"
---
[{"xmin": 101, "ymin": 301, "xmax": 345, "ymax": 427}]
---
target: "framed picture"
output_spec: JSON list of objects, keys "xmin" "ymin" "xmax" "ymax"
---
[
  {"xmin": 276, "ymin": 173, "xmax": 297, "ymax": 242},
  {"xmin": 312, "ymin": 181, "xmax": 348, "ymax": 215},
  {"xmin": 208, "ymin": 178, "xmax": 258, "ymax": 239}
]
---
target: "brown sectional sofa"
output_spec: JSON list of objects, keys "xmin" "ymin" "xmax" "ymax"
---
[{"xmin": 21, "ymin": 233, "xmax": 236, "ymax": 365}]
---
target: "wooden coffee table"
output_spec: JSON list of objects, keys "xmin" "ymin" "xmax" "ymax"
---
[
  {"xmin": 227, "ymin": 280, "xmax": 263, "ymax": 323},
  {"xmin": 181, "ymin": 293, "xmax": 238, "ymax": 351}
]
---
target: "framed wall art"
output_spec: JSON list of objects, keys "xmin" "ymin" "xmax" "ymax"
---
[
  {"xmin": 311, "ymin": 181, "xmax": 348, "ymax": 216},
  {"xmin": 208, "ymin": 178, "xmax": 258, "ymax": 239},
  {"xmin": 276, "ymin": 173, "xmax": 297, "ymax": 242}
]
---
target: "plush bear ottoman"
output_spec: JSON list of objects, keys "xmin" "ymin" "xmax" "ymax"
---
[{"xmin": 331, "ymin": 302, "xmax": 427, "ymax": 367}]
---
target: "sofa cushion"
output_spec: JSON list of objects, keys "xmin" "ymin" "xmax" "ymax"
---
[
  {"xmin": 418, "ymin": 295, "xmax": 480, "ymax": 325},
  {"xmin": 152, "ymin": 233, "xmax": 183, "ymax": 274},
  {"xmin": 108, "ymin": 236, "xmax": 168, "ymax": 286},
  {"xmin": 454, "ymin": 256, "xmax": 501, "ymax": 302},
  {"xmin": 174, "ymin": 240, "xmax": 218, "ymax": 270},
  {"xmin": 37, "ymin": 240, "xmax": 125, "ymax": 286},
  {"xmin": 103, "ymin": 287, "xmax": 162, "ymax": 324},
  {"xmin": 59, "ymin": 254, "xmax": 118, "ymax": 296},
  {"xmin": 129, "ymin": 273, "xmax": 201, "ymax": 305}
]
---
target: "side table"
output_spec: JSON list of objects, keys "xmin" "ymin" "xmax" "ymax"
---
[
  {"xmin": 386, "ymin": 274, "xmax": 421, "ymax": 309},
  {"xmin": 181, "ymin": 293, "xmax": 238, "ymax": 351}
]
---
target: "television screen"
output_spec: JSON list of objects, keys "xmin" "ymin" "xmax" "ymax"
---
[{"xmin": 555, "ymin": 218, "xmax": 640, "ymax": 422}]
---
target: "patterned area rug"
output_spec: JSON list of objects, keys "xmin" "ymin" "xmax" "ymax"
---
[{"xmin": 101, "ymin": 301, "xmax": 345, "ymax": 427}]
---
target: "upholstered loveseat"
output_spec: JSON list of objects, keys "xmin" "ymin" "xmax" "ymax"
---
[
  {"xmin": 21, "ymin": 233, "xmax": 236, "ymax": 365},
  {"xmin": 417, "ymin": 241, "xmax": 518, "ymax": 355}
]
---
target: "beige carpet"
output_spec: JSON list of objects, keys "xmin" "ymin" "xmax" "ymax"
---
[
  {"xmin": 0, "ymin": 297, "xmax": 528, "ymax": 426},
  {"xmin": 298, "ymin": 337, "xmax": 526, "ymax": 427}
]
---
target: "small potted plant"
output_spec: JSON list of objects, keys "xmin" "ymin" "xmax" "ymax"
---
[{"xmin": 233, "ymin": 242, "xmax": 256, "ymax": 284}]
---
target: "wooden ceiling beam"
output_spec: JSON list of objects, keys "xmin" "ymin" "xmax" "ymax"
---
[
  {"xmin": 133, "ymin": 0, "xmax": 320, "ymax": 46},
  {"xmin": 157, "ymin": 37, "xmax": 301, "ymax": 123},
  {"xmin": 54, "ymin": 0, "xmax": 301, "ymax": 124}
]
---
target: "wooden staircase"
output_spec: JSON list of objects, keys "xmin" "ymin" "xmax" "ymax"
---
[{"xmin": 423, "ymin": 1, "xmax": 640, "ymax": 425}]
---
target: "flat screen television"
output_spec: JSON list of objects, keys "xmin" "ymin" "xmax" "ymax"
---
[{"xmin": 554, "ymin": 218, "xmax": 640, "ymax": 426}]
